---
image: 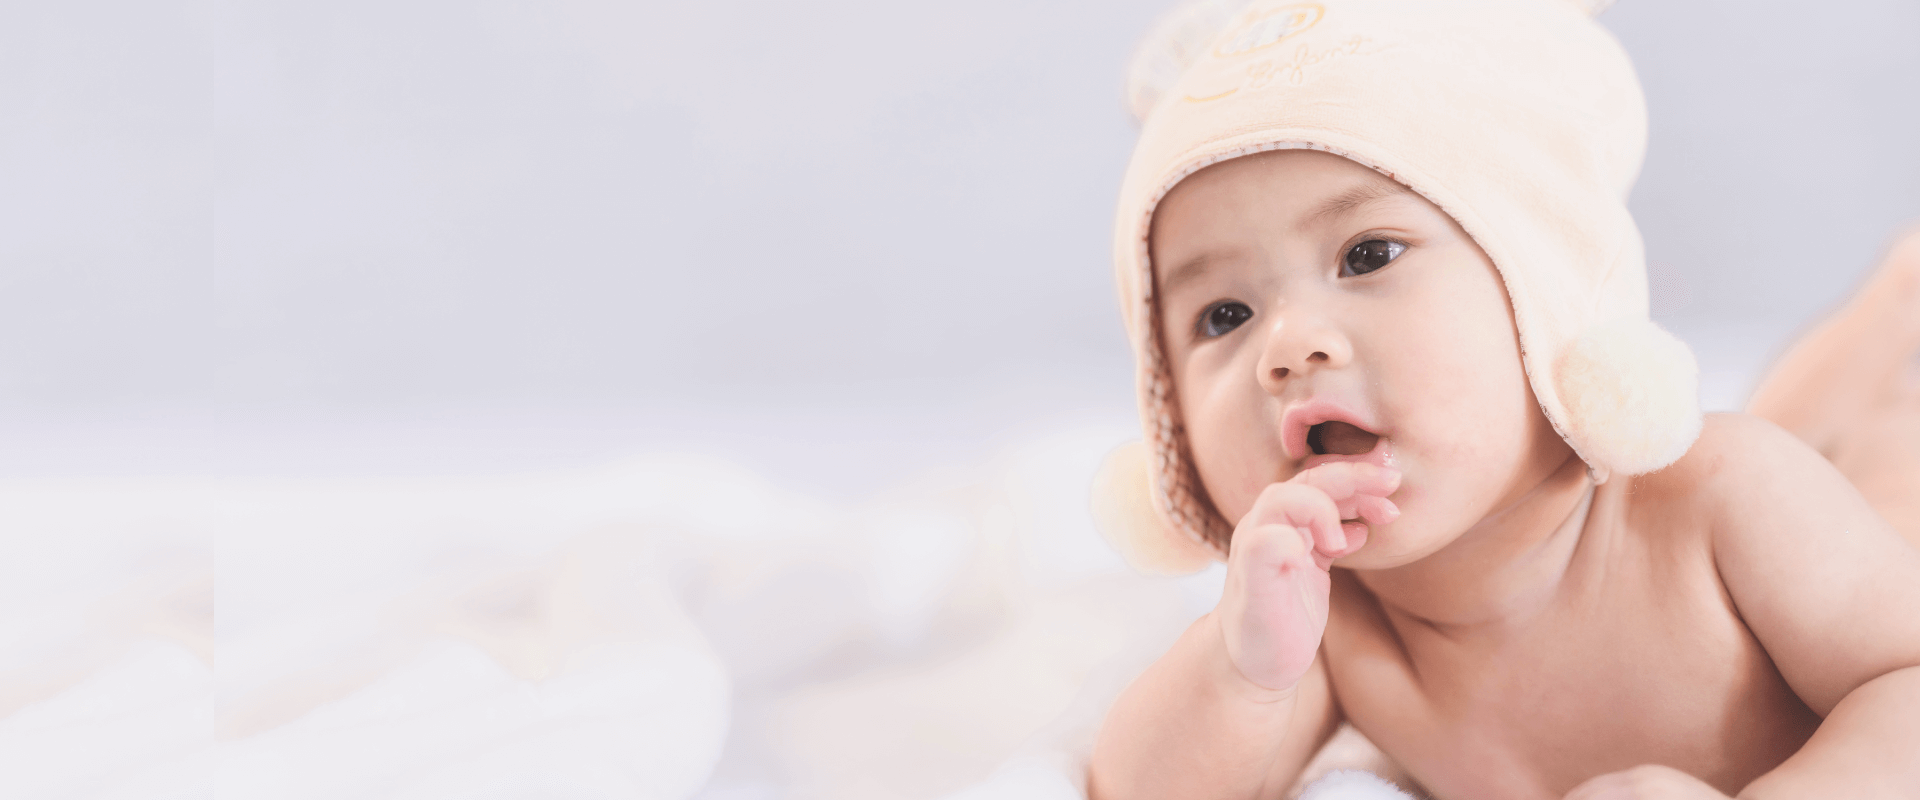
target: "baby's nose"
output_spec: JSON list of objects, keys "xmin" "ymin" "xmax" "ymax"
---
[
  {"xmin": 1269, "ymin": 351, "xmax": 1333, "ymax": 381},
  {"xmin": 1258, "ymin": 316, "xmax": 1352, "ymax": 392}
]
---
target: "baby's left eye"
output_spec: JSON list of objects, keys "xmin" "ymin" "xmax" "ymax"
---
[{"xmin": 1342, "ymin": 239, "xmax": 1406, "ymax": 277}]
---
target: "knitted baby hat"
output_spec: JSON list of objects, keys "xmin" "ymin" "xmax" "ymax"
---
[{"xmin": 1095, "ymin": 0, "xmax": 1700, "ymax": 573}]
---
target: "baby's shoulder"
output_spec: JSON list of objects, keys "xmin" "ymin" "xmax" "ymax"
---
[
  {"xmin": 1625, "ymin": 421, "xmax": 1920, "ymax": 716},
  {"xmin": 1644, "ymin": 411, "xmax": 1814, "ymax": 478},
  {"xmin": 1625, "ymin": 412, "xmax": 1835, "ymax": 523}
]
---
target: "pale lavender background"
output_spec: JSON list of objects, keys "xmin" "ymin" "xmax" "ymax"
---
[{"xmin": 0, "ymin": 0, "xmax": 1915, "ymax": 494}]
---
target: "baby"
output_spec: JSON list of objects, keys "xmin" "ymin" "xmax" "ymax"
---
[{"xmin": 1084, "ymin": 0, "xmax": 1920, "ymax": 798}]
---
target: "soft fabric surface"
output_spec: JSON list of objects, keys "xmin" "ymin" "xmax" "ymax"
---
[
  {"xmin": 6, "ymin": 420, "xmax": 1328, "ymax": 799},
  {"xmin": 1300, "ymin": 770, "xmax": 1415, "ymax": 800}
]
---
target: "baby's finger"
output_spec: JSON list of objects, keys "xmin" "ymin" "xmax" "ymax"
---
[
  {"xmin": 1351, "ymin": 494, "xmax": 1400, "ymax": 528},
  {"xmin": 1331, "ymin": 496, "xmax": 1360, "ymax": 521},
  {"xmin": 1244, "ymin": 482, "xmax": 1347, "ymax": 555},
  {"xmin": 1237, "ymin": 520, "xmax": 1341, "ymax": 581},
  {"xmin": 1229, "ymin": 522, "xmax": 1311, "ymax": 567},
  {"xmin": 1325, "ymin": 520, "xmax": 1371, "ymax": 566},
  {"xmin": 1290, "ymin": 461, "xmax": 1401, "ymax": 502}
]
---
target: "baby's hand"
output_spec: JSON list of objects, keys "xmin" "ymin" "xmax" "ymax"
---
[{"xmin": 1216, "ymin": 462, "xmax": 1400, "ymax": 692}]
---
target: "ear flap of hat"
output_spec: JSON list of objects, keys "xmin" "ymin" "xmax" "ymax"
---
[
  {"xmin": 1553, "ymin": 317, "xmax": 1703, "ymax": 478},
  {"xmin": 1091, "ymin": 440, "xmax": 1219, "ymax": 575}
]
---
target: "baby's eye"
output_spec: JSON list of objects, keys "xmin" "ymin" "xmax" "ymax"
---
[
  {"xmin": 1197, "ymin": 301, "xmax": 1253, "ymax": 338},
  {"xmin": 1342, "ymin": 239, "xmax": 1406, "ymax": 277}
]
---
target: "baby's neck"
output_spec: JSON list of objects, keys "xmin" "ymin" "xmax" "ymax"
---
[{"xmin": 1356, "ymin": 455, "xmax": 1596, "ymax": 635}]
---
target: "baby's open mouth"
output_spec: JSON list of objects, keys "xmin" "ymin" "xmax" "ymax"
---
[{"xmin": 1307, "ymin": 421, "xmax": 1381, "ymax": 457}]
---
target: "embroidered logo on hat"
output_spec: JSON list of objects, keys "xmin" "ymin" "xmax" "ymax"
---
[{"xmin": 1212, "ymin": 3, "xmax": 1324, "ymax": 57}]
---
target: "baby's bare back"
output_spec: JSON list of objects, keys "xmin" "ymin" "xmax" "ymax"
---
[{"xmin": 1326, "ymin": 472, "xmax": 1821, "ymax": 799}]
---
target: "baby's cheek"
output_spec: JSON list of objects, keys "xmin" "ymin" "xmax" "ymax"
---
[
  {"xmin": 1382, "ymin": 309, "xmax": 1533, "ymax": 454},
  {"xmin": 1196, "ymin": 460, "xmax": 1261, "ymax": 528},
  {"xmin": 1185, "ymin": 403, "xmax": 1281, "ymax": 527}
]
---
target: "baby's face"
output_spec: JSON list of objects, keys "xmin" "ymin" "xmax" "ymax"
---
[{"xmin": 1150, "ymin": 150, "xmax": 1573, "ymax": 567}]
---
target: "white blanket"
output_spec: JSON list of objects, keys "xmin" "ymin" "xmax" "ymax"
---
[{"xmin": 0, "ymin": 421, "xmax": 1410, "ymax": 799}]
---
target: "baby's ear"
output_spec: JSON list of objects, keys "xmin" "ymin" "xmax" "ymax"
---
[{"xmin": 1092, "ymin": 440, "xmax": 1220, "ymax": 575}]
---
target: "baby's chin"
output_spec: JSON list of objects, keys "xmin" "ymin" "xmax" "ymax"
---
[{"xmin": 1332, "ymin": 510, "xmax": 1464, "ymax": 570}]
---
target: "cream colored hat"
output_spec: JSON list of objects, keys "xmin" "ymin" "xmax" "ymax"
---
[{"xmin": 1096, "ymin": 0, "xmax": 1701, "ymax": 573}]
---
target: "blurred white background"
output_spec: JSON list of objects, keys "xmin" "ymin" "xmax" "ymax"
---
[
  {"xmin": 3, "ymin": 0, "xmax": 1915, "ymax": 484},
  {"xmin": 0, "ymin": 0, "xmax": 1915, "ymax": 798}
]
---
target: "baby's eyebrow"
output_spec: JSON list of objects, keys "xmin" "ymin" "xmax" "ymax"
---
[
  {"xmin": 1303, "ymin": 180, "xmax": 1414, "ymax": 228},
  {"xmin": 1157, "ymin": 251, "xmax": 1219, "ymax": 299}
]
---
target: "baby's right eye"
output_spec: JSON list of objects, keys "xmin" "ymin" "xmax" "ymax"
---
[{"xmin": 1197, "ymin": 301, "xmax": 1253, "ymax": 338}]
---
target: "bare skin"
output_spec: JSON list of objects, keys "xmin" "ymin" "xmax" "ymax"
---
[
  {"xmin": 1085, "ymin": 150, "xmax": 1920, "ymax": 800},
  {"xmin": 1748, "ymin": 228, "xmax": 1920, "ymax": 544}
]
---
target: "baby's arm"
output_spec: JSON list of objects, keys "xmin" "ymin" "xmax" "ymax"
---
[
  {"xmin": 1087, "ymin": 464, "xmax": 1398, "ymax": 800},
  {"xmin": 1700, "ymin": 416, "xmax": 1920, "ymax": 797},
  {"xmin": 1086, "ymin": 608, "xmax": 1340, "ymax": 800}
]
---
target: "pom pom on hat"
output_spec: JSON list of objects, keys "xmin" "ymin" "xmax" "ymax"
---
[
  {"xmin": 1554, "ymin": 317, "xmax": 1703, "ymax": 478},
  {"xmin": 1091, "ymin": 440, "xmax": 1219, "ymax": 574}
]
